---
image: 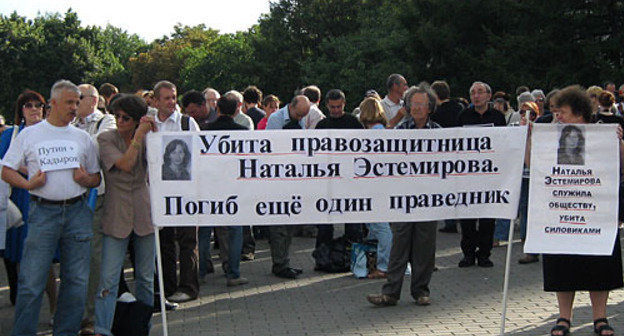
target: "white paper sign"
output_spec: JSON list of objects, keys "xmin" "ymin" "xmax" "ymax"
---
[
  {"xmin": 147, "ymin": 127, "xmax": 527, "ymax": 227},
  {"xmin": 37, "ymin": 140, "xmax": 80, "ymax": 172},
  {"xmin": 524, "ymin": 124, "xmax": 619, "ymax": 255}
]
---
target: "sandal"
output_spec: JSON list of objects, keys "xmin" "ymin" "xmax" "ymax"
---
[
  {"xmin": 594, "ymin": 318, "xmax": 615, "ymax": 336},
  {"xmin": 367, "ymin": 269, "xmax": 387, "ymax": 279},
  {"xmin": 550, "ymin": 317, "xmax": 571, "ymax": 336}
]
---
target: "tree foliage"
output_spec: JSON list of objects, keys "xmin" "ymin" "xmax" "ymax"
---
[{"xmin": 2, "ymin": 1, "xmax": 624, "ymax": 121}]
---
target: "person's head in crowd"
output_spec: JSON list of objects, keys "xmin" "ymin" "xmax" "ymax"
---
[
  {"xmin": 545, "ymin": 89, "xmax": 560, "ymax": 113},
  {"xmin": 262, "ymin": 94, "xmax": 280, "ymax": 118},
  {"xmin": 469, "ymin": 81, "xmax": 492, "ymax": 113},
  {"xmin": 363, "ymin": 89, "xmax": 381, "ymax": 101},
  {"xmin": 181, "ymin": 90, "xmax": 208, "ymax": 121},
  {"xmin": 517, "ymin": 92, "xmax": 535, "ymax": 109},
  {"xmin": 555, "ymin": 85, "xmax": 593, "ymax": 124},
  {"xmin": 242, "ymin": 85, "xmax": 263, "ymax": 112},
  {"xmin": 492, "ymin": 91, "xmax": 511, "ymax": 114},
  {"xmin": 154, "ymin": 80, "xmax": 178, "ymax": 118},
  {"xmin": 531, "ymin": 89, "xmax": 546, "ymax": 115},
  {"xmin": 97, "ymin": 95, "xmax": 107, "ymax": 111},
  {"xmin": 77, "ymin": 84, "xmax": 99, "ymax": 119},
  {"xmin": 15, "ymin": 89, "xmax": 45, "ymax": 126},
  {"xmin": 203, "ymin": 88, "xmax": 220, "ymax": 111},
  {"xmin": 604, "ymin": 81, "xmax": 616, "ymax": 94},
  {"xmin": 431, "ymin": 80, "xmax": 451, "ymax": 103},
  {"xmin": 586, "ymin": 85, "xmax": 603, "ymax": 112},
  {"xmin": 302, "ymin": 85, "xmax": 322, "ymax": 104},
  {"xmin": 618, "ymin": 84, "xmax": 624, "ymax": 100},
  {"xmin": 217, "ymin": 96, "xmax": 238, "ymax": 116},
  {"xmin": 141, "ymin": 90, "xmax": 155, "ymax": 107},
  {"xmin": 0, "ymin": 115, "xmax": 6, "ymax": 133},
  {"xmin": 224, "ymin": 90, "xmax": 243, "ymax": 115},
  {"xmin": 405, "ymin": 83, "xmax": 438, "ymax": 126},
  {"xmin": 598, "ymin": 91, "xmax": 616, "ymax": 112},
  {"xmin": 358, "ymin": 97, "xmax": 387, "ymax": 129},
  {"xmin": 288, "ymin": 95, "xmax": 311, "ymax": 121},
  {"xmin": 519, "ymin": 101, "xmax": 539, "ymax": 123},
  {"xmin": 109, "ymin": 94, "xmax": 148, "ymax": 132},
  {"xmin": 49, "ymin": 80, "xmax": 82, "ymax": 127},
  {"xmin": 386, "ymin": 74, "xmax": 408, "ymax": 101},
  {"xmin": 516, "ymin": 85, "xmax": 530, "ymax": 95},
  {"xmin": 99, "ymin": 83, "xmax": 119, "ymax": 106},
  {"xmin": 325, "ymin": 89, "xmax": 347, "ymax": 118}
]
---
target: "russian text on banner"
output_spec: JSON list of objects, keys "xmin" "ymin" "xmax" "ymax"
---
[
  {"xmin": 524, "ymin": 124, "xmax": 619, "ymax": 255},
  {"xmin": 146, "ymin": 127, "xmax": 526, "ymax": 227}
]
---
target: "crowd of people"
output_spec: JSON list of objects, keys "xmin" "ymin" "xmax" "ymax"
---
[{"xmin": 0, "ymin": 75, "xmax": 622, "ymax": 336}]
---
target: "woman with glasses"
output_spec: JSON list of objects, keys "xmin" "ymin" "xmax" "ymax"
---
[
  {"xmin": 0, "ymin": 90, "xmax": 58, "ymax": 322},
  {"xmin": 94, "ymin": 94, "xmax": 157, "ymax": 336}
]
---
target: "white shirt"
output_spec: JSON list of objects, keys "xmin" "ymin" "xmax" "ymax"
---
[
  {"xmin": 303, "ymin": 104, "xmax": 326, "ymax": 129},
  {"xmin": 154, "ymin": 110, "xmax": 199, "ymax": 132},
  {"xmin": 234, "ymin": 112, "xmax": 254, "ymax": 130},
  {"xmin": 2, "ymin": 120, "xmax": 100, "ymax": 200},
  {"xmin": 381, "ymin": 96, "xmax": 404, "ymax": 122}
]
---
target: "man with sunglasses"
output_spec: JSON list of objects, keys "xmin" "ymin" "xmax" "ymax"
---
[{"xmin": 73, "ymin": 83, "xmax": 117, "ymax": 335}]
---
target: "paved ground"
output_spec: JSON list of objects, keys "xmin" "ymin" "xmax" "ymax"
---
[{"xmin": 1, "ymin": 224, "xmax": 623, "ymax": 336}]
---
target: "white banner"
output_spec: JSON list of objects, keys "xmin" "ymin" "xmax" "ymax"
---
[
  {"xmin": 524, "ymin": 124, "xmax": 619, "ymax": 255},
  {"xmin": 146, "ymin": 127, "xmax": 527, "ymax": 227}
]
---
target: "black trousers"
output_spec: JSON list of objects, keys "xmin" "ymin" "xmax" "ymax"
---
[
  {"xmin": 159, "ymin": 227, "xmax": 199, "ymax": 298},
  {"xmin": 460, "ymin": 218, "xmax": 495, "ymax": 259}
]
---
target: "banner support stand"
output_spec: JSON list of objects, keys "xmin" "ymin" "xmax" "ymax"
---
[
  {"xmin": 500, "ymin": 219, "xmax": 516, "ymax": 336},
  {"xmin": 154, "ymin": 227, "xmax": 169, "ymax": 336}
]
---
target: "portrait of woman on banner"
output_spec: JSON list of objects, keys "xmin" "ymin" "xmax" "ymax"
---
[
  {"xmin": 162, "ymin": 138, "xmax": 191, "ymax": 181},
  {"xmin": 557, "ymin": 125, "xmax": 585, "ymax": 165}
]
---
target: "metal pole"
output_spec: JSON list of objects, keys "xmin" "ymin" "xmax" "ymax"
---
[
  {"xmin": 500, "ymin": 219, "xmax": 516, "ymax": 336},
  {"xmin": 154, "ymin": 227, "xmax": 168, "ymax": 336}
]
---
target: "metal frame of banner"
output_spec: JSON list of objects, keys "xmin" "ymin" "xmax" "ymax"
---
[
  {"xmin": 154, "ymin": 227, "xmax": 169, "ymax": 336},
  {"xmin": 500, "ymin": 219, "xmax": 516, "ymax": 336}
]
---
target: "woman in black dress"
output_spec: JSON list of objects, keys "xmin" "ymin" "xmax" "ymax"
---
[{"xmin": 534, "ymin": 86, "xmax": 623, "ymax": 336}]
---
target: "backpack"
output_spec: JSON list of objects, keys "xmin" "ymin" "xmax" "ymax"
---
[{"xmin": 312, "ymin": 236, "xmax": 352, "ymax": 273}]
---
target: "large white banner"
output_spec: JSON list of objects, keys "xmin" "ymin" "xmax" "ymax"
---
[
  {"xmin": 146, "ymin": 127, "xmax": 527, "ymax": 227},
  {"xmin": 524, "ymin": 124, "xmax": 619, "ymax": 255}
]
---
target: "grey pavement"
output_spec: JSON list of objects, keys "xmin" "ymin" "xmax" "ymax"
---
[{"xmin": 1, "ymin": 224, "xmax": 623, "ymax": 336}]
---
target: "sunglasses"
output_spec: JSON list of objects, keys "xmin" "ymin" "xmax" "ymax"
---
[
  {"xmin": 113, "ymin": 113, "xmax": 132, "ymax": 122},
  {"xmin": 519, "ymin": 109, "xmax": 537, "ymax": 116},
  {"xmin": 23, "ymin": 102, "xmax": 44, "ymax": 109}
]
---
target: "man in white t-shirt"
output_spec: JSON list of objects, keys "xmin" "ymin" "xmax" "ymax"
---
[
  {"xmin": 2, "ymin": 80, "xmax": 101, "ymax": 336},
  {"xmin": 380, "ymin": 73, "xmax": 408, "ymax": 128}
]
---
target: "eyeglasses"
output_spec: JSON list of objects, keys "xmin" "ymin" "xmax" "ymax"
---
[
  {"xmin": 519, "ymin": 109, "xmax": 537, "ymax": 116},
  {"xmin": 113, "ymin": 113, "xmax": 132, "ymax": 122},
  {"xmin": 23, "ymin": 102, "xmax": 44, "ymax": 109}
]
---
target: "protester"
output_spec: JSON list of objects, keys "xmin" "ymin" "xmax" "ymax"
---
[
  {"xmin": 257, "ymin": 94, "xmax": 280, "ymax": 130},
  {"xmin": 380, "ymin": 74, "xmax": 408, "ymax": 128},
  {"xmin": 457, "ymin": 81, "xmax": 506, "ymax": 268},
  {"xmin": 0, "ymin": 90, "xmax": 58, "ymax": 321},
  {"xmin": 356, "ymin": 97, "xmax": 393, "ymax": 279},
  {"xmin": 3, "ymin": 80, "xmax": 101, "ymax": 335},
  {"xmin": 526, "ymin": 85, "xmax": 623, "ymax": 336},
  {"xmin": 596, "ymin": 91, "xmax": 624, "ymax": 134},
  {"xmin": 367, "ymin": 84, "xmax": 439, "ymax": 306},
  {"xmin": 94, "ymin": 94, "xmax": 157, "ymax": 336}
]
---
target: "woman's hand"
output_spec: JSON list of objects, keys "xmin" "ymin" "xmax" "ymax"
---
[{"xmin": 139, "ymin": 115, "xmax": 157, "ymax": 133}]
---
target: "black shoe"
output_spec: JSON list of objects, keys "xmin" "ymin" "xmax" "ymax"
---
[
  {"xmin": 291, "ymin": 267, "xmax": 303, "ymax": 274},
  {"xmin": 477, "ymin": 257, "xmax": 494, "ymax": 268},
  {"xmin": 438, "ymin": 227, "xmax": 458, "ymax": 233},
  {"xmin": 273, "ymin": 268, "xmax": 299, "ymax": 279},
  {"xmin": 458, "ymin": 256, "xmax": 475, "ymax": 268},
  {"xmin": 153, "ymin": 297, "xmax": 179, "ymax": 312}
]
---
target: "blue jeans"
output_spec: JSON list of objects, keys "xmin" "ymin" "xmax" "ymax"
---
[
  {"xmin": 94, "ymin": 232, "xmax": 155, "ymax": 336},
  {"xmin": 518, "ymin": 178, "xmax": 530, "ymax": 240},
  {"xmin": 226, "ymin": 226, "xmax": 242, "ymax": 279},
  {"xmin": 493, "ymin": 218, "xmax": 510, "ymax": 241},
  {"xmin": 365, "ymin": 223, "xmax": 392, "ymax": 272},
  {"xmin": 11, "ymin": 199, "xmax": 93, "ymax": 336}
]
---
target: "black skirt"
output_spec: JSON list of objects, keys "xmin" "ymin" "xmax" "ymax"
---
[{"xmin": 543, "ymin": 232, "xmax": 623, "ymax": 291}]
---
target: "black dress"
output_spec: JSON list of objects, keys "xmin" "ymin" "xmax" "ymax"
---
[{"xmin": 543, "ymin": 230, "xmax": 623, "ymax": 291}]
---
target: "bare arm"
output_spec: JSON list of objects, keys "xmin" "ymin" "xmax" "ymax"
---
[
  {"xmin": 2, "ymin": 166, "xmax": 46, "ymax": 190},
  {"xmin": 73, "ymin": 165, "xmax": 101, "ymax": 188},
  {"xmin": 114, "ymin": 117, "xmax": 155, "ymax": 173}
]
